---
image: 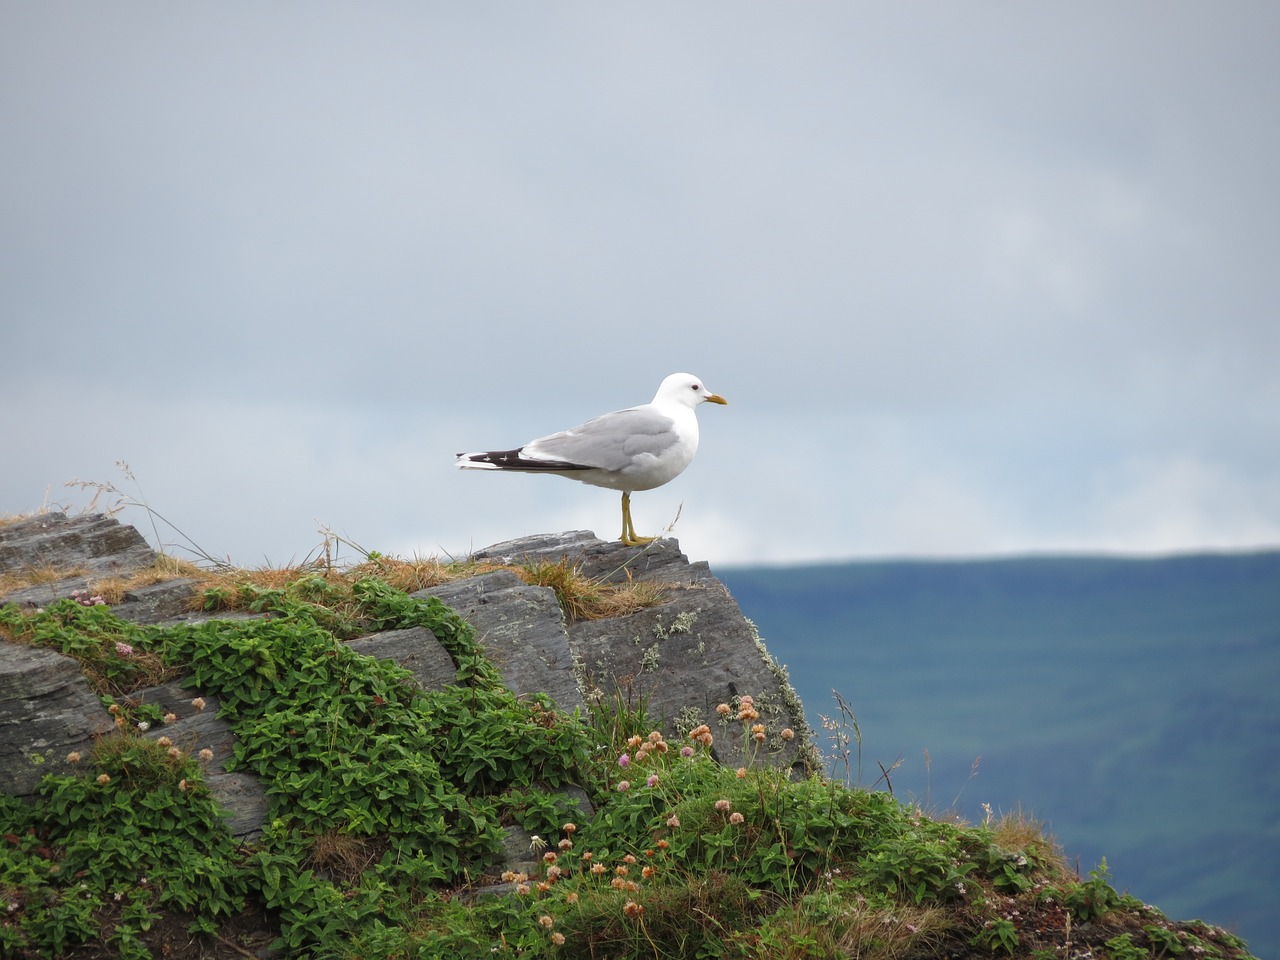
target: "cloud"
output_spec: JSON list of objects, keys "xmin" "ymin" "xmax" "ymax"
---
[{"xmin": 2, "ymin": 4, "xmax": 1277, "ymax": 564}]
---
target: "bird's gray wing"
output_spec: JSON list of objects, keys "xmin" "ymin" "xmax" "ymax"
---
[{"xmin": 523, "ymin": 406, "xmax": 678, "ymax": 472}]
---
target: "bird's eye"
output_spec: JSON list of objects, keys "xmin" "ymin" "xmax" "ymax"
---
[{"xmin": 691, "ymin": 383, "xmax": 701, "ymax": 392}]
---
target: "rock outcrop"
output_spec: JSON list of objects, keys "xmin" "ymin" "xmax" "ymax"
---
[
  {"xmin": 1, "ymin": 513, "xmax": 812, "ymax": 845},
  {"xmin": 0, "ymin": 642, "xmax": 117, "ymax": 796}
]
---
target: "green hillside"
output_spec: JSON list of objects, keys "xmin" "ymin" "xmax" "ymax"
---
[{"xmin": 719, "ymin": 551, "xmax": 1280, "ymax": 958}]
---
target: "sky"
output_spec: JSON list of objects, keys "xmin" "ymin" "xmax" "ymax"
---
[{"xmin": 3, "ymin": 3, "xmax": 1279, "ymax": 568}]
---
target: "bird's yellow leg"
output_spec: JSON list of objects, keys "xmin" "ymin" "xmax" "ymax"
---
[{"xmin": 620, "ymin": 492, "xmax": 657, "ymax": 547}]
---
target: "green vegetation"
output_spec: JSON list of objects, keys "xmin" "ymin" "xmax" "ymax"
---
[{"xmin": 0, "ymin": 573, "xmax": 1258, "ymax": 959}]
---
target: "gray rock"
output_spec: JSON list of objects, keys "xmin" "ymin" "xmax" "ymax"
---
[
  {"xmin": 135, "ymin": 681, "xmax": 238, "ymax": 764},
  {"xmin": 0, "ymin": 512, "xmax": 160, "ymax": 613},
  {"xmin": 347, "ymin": 627, "xmax": 458, "ymax": 693},
  {"xmin": 134, "ymin": 679, "xmax": 269, "ymax": 839},
  {"xmin": 111, "ymin": 578, "xmax": 203, "ymax": 625},
  {"xmin": 473, "ymin": 531, "xmax": 699, "ymax": 585},
  {"xmin": 0, "ymin": 512, "xmax": 156, "ymax": 583},
  {"xmin": 470, "ymin": 531, "xmax": 813, "ymax": 774},
  {"xmin": 0, "ymin": 640, "xmax": 116, "ymax": 797},
  {"xmin": 418, "ymin": 570, "xmax": 586, "ymax": 713}
]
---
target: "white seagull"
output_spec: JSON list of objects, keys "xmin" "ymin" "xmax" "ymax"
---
[{"xmin": 456, "ymin": 373, "xmax": 727, "ymax": 546}]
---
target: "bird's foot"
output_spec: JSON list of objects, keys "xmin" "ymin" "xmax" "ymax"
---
[{"xmin": 620, "ymin": 533, "xmax": 658, "ymax": 547}]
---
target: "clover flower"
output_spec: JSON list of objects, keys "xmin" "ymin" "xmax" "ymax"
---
[
  {"xmin": 190, "ymin": 697, "xmax": 206, "ymax": 711},
  {"xmin": 163, "ymin": 712, "xmax": 177, "ymax": 724},
  {"xmin": 156, "ymin": 736, "xmax": 172, "ymax": 748},
  {"xmin": 729, "ymin": 812, "xmax": 745, "ymax": 825},
  {"xmin": 539, "ymin": 915, "xmax": 555, "ymax": 930},
  {"xmin": 562, "ymin": 822, "xmax": 577, "ymax": 834},
  {"xmin": 198, "ymin": 748, "xmax": 214, "ymax": 762},
  {"xmin": 647, "ymin": 774, "xmax": 659, "ymax": 787},
  {"xmin": 623, "ymin": 900, "xmax": 644, "ymax": 918},
  {"xmin": 716, "ymin": 703, "xmax": 731, "ymax": 716},
  {"xmin": 780, "ymin": 727, "xmax": 795, "ymax": 741},
  {"xmin": 666, "ymin": 815, "xmax": 680, "ymax": 828},
  {"xmin": 550, "ymin": 932, "xmax": 565, "ymax": 945},
  {"xmin": 714, "ymin": 799, "xmax": 731, "ymax": 812},
  {"xmin": 114, "ymin": 641, "xmax": 133, "ymax": 657},
  {"xmin": 617, "ymin": 780, "xmax": 630, "ymax": 792},
  {"xmin": 96, "ymin": 774, "xmax": 111, "ymax": 785},
  {"xmin": 66, "ymin": 751, "xmax": 81, "ymax": 763},
  {"xmin": 618, "ymin": 753, "xmax": 630, "ymax": 768}
]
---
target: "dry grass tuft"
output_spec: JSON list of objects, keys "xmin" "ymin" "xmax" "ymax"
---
[
  {"xmin": 304, "ymin": 831, "xmax": 386, "ymax": 885},
  {"xmin": 990, "ymin": 808, "xmax": 1067, "ymax": 874},
  {"xmin": 347, "ymin": 555, "xmax": 477, "ymax": 595},
  {"xmin": 515, "ymin": 559, "xmax": 666, "ymax": 622},
  {"xmin": 0, "ymin": 562, "xmax": 92, "ymax": 596},
  {"xmin": 87, "ymin": 556, "xmax": 208, "ymax": 604},
  {"xmin": 760, "ymin": 899, "xmax": 950, "ymax": 960}
]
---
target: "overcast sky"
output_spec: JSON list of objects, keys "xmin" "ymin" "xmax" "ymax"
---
[{"xmin": 3, "ymin": 4, "xmax": 1278, "ymax": 568}]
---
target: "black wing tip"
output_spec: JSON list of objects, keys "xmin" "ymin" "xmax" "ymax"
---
[{"xmin": 459, "ymin": 448, "xmax": 595, "ymax": 472}]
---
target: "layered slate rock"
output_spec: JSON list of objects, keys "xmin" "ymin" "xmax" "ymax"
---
[
  {"xmin": 0, "ymin": 642, "xmax": 116, "ymax": 797},
  {"xmin": 0, "ymin": 512, "xmax": 157, "ymax": 609},
  {"xmin": 347, "ymin": 627, "xmax": 459, "ymax": 694},
  {"xmin": 134, "ymin": 680, "xmax": 269, "ymax": 839},
  {"xmin": 470, "ymin": 532, "xmax": 811, "ymax": 775},
  {"xmin": 419, "ymin": 570, "xmax": 586, "ymax": 713}
]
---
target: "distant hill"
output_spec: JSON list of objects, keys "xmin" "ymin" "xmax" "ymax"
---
[{"xmin": 719, "ymin": 551, "xmax": 1280, "ymax": 958}]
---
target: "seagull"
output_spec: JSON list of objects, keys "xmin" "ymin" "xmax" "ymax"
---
[{"xmin": 456, "ymin": 373, "xmax": 727, "ymax": 546}]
